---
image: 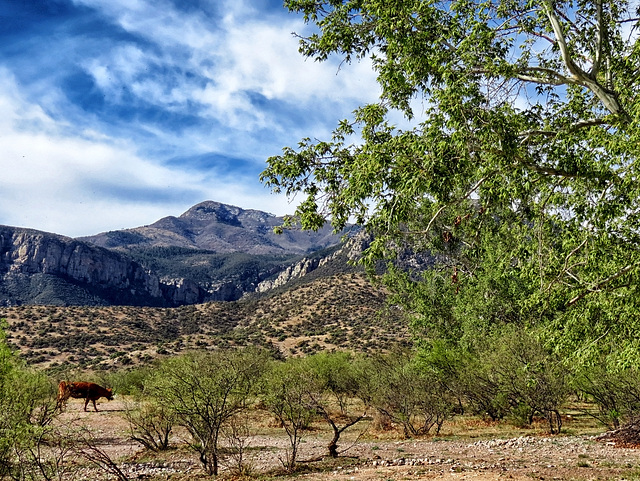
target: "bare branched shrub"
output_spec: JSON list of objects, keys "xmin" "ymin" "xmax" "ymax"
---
[
  {"xmin": 72, "ymin": 428, "xmax": 130, "ymax": 481},
  {"xmin": 12, "ymin": 425, "xmax": 79, "ymax": 481},
  {"xmin": 124, "ymin": 400, "xmax": 175, "ymax": 451},
  {"xmin": 221, "ymin": 413, "xmax": 254, "ymax": 476}
]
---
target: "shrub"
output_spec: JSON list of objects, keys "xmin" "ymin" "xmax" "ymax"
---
[
  {"xmin": 466, "ymin": 329, "xmax": 569, "ymax": 433},
  {"xmin": 573, "ymin": 359, "xmax": 640, "ymax": 429},
  {"xmin": 146, "ymin": 348, "xmax": 269, "ymax": 476},
  {"xmin": 367, "ymin": 351, "xmax": 457, "ymax": 438}
]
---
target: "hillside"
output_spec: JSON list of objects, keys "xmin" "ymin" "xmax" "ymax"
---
[
  {"xmin": 79, "ymin": 200, "xmax": 347, "ymax": 254},
  {"xmin": 0, "ymin": 272, "xmax": 409, "ymax": 371}
]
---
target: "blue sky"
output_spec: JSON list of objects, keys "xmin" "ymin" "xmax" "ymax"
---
[{"xmin": 0, "ymin": 0, "xmax": 379, "ymax": 237}]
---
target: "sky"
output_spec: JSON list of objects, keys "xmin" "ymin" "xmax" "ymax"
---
[{"xmin": 0, "ymin": 0, "xmax": 379, "ymax": 237}]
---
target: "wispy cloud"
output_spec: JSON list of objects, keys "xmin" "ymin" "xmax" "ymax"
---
[{"xmin": 0, "ymin": 0, "xmax": 378, "ymax": 237}]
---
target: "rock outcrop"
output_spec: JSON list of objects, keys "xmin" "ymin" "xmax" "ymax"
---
[
  {"xmin": 0, "ymin": 226, "xmax": 201, "ymax": 307},
  {"xmin": 255, "ymin": 232, "xmax": 368, "ymax": 293}
]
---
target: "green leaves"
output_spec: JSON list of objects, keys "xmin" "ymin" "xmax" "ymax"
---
[{"xmin": 263, "ymin": 1, "xmax": 640, "ymax": 363}]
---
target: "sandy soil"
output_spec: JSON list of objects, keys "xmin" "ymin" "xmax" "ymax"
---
[{"xmin": 57, "ymin": 399, "xmax": 640, "ymax": 480}]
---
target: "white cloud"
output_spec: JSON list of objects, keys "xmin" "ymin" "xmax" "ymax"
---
[
  {"xmin": 0, "ymin": 1, "xmax": 384, "ymax": 237},
  {"xmin": 74, "ymin": 0, "xmax": 378, "ymax": 132},
  {"xmin": 0, "ymin": 69, "xmax": 294, "ymax": 237}
]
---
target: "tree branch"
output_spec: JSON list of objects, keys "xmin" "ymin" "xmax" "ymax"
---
[
  {"xmin": 542, "ymin": 1, "xmax": 627, "ymax": 118},
  {"xmin": 421, "ymin": 174, "xmax": 493, "ymax": 235},
  {"xmin": 545, "ymin": 238, "xmax": 588, "ymax": 293},
  {"xmin": 519, "ymin": 118, "xmax": 610, "ymax": 142},
  {"xmin": 592, "ymin": 0, "xmax": 604, "ymax": 77},
  {"xmin": 543, "ymin": 1, "xmax": 586, "ymax": 79},
  {"xmin": 567, "ymin": 264, "xmax": 638, "ymax": 306}
]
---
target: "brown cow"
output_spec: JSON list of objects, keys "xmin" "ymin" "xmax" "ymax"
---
[{"xmin": 57, "ymin": 381, "xmax": 114, "ymax": 412}]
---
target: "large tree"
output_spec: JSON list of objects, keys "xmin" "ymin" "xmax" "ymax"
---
[{"xmin": 261, "ymin": 1, "xmax": 640, "ymax": 362}]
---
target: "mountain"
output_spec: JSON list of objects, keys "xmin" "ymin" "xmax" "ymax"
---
[
  {"xmin": 79, "ymin": 201, "xmax": 345, "ymax": 254},
  {"xmin": 0, "ymin": 225, "xmax": 206, "ymax": 307},
  {"xmin": 0, "ymin": 201, "xmax": 355, "ymax": 307}
]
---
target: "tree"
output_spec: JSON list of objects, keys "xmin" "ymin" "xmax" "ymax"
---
[
  {"xmin": 146, "ymin": 349, "xmax": 267, "ymax": 476},
  {"xmin": 301, "ymin": 352, "xmax": 369, "ymax": 457},
  {"xmin": 473, "ymin": 328, "xmax": 569, "ymax": 433},
  {"xmin": 261, "ymin": 358, "xmax": 317, "ymax": 472},
  {"xmin": 261, "ymin": 1, "xmax": 640, "ymax": 363}
]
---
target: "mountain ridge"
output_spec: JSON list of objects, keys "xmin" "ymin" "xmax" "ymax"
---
[
  {"xmin": 79, "ymin": 200, "xmax": 345, "ymax": 255},
  {"xmin": 0, "ymin": 201, "xmax": 354, "ymax": 307}
]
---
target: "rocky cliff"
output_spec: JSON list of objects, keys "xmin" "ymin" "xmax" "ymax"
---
[{"xmin": 0, "ymin": 226, "xmax": 201, "ymax": 307}]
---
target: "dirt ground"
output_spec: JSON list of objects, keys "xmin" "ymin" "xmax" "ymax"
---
[{"xmin": 58, "ymin": 398, "xmax": 640, "ymax": 481}]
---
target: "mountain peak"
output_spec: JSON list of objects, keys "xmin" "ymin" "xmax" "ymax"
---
[
  {"xmin": 181, "ymin": 201, "xmax": 239, "ymax": 219},
  {"xmin": 79, "ymin": 200, "xmax": 341, "ymax": 255},
  {"xmin": 180, "ymin": 201, "xmax": 275, "ymax": 226}
]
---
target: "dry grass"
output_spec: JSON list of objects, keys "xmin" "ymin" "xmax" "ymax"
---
[{"xmin": 50, "ymin": 397, "xmax": 640, "ymax": 481}]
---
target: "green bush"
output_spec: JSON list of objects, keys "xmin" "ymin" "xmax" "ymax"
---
[
  {"xmin": 465, "ymin": 329, "xmax": 569, "ymax": 433},
  {"xmin": 0, "ymin": 321, "xmax": 60, "ymax": 478},
  {"xmin": 573, "ymin": 358, "xmax": 640, "ymax": 429}
]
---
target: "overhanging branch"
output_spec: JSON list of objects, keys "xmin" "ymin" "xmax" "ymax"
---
[{"xmin": 567, "ymin": 263, "xmax": 639, "ymax": 306}]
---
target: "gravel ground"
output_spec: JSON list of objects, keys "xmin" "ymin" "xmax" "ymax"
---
[{"xmin": 57, "ymin": 399, "xmax": 640, "ymax": 480}]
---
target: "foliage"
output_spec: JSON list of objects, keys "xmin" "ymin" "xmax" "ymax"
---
[
  {"xmin": 145, "ymin": 348, "xmax": 269, "ymax": 476},
  {"xmin": 416, "ymin": 329, "xmax": 569, "ymax": 433},
  {"xmin": 480, "ymin": 329, "xmax": 569, "ymax": 433},
  {"xmin": 103, "ymin": 366, "xmax": 154, "ymax": 396},
  {"xmin": 0, "ymin": 321, "xmax": 61, "ymax": 479},
  {"xmin": 260, "ymin": 358, "xmax": 317, "ymax": 472},
  {"xmin": 366, "ymin": 351, "xmax": 457, "ymax": 438},
  {"xmin": 261, "ymin": 0, "xmax": 640, "ymax": 365}
]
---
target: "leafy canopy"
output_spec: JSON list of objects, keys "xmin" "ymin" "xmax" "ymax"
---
[{"xmin": 261, "ymin": 1, "xmax": 640, "ymax": 361}]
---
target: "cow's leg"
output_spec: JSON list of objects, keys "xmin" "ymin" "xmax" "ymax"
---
[
  {"xmin": 92, "ymin": 399, "xmax": 99, "ymax": 412},
  {"xmin": 84, "ymin": 398, "xmax": 90, "ymax": 412}
]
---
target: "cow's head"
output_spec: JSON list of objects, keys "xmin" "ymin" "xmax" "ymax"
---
[{"xmin": 106, "ymin": 388, "xmax": 114, "ymax": 401}]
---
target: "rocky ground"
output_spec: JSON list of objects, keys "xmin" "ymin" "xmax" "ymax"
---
[{"xmin": 58, "ymin": 399, "xmax": 640, "ymax": 481}]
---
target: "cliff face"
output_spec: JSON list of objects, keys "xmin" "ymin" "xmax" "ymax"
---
[
  {"xmin": 0, "ymin": 201, "xmax": 361, "ymax": 307},
  {"xmin": 0, "ymin": 226, "xmax": 200, "ymax": 307}
]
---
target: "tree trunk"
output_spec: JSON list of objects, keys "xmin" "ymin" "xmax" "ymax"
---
[{"xmin": 327, "ymin": 427, "xmax": 339, "ymax": 458}]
